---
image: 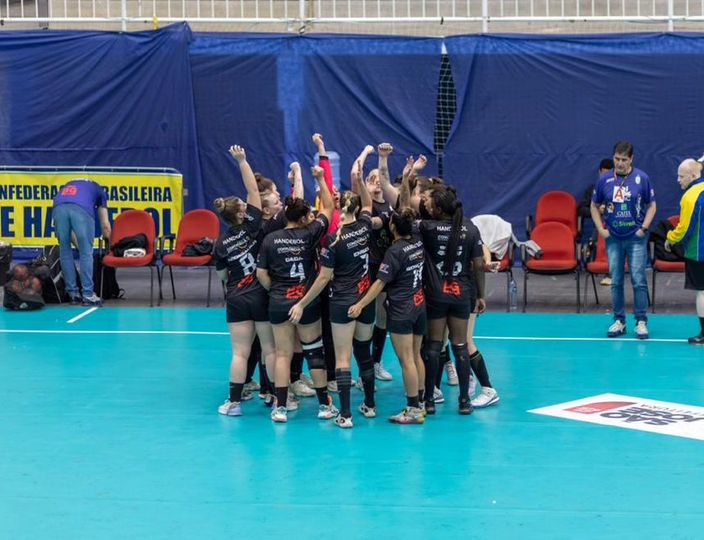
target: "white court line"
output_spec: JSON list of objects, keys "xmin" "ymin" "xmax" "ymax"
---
[
  {"xmin": 66, "ymin": 307, "xmax": 99, "ymax": 324},
  {"xmin": 0, "ymin": 329, "xmax": 689, "ymax": 343}
]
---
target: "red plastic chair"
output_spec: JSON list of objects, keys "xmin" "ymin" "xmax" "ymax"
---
[
  {"xmin": 160, "ymin": 209, "xmax": 221, "ymax": 307},
  {"xmin": 522, "ymin": 222, "xmax": 580, "ymax": 312},
  {"xmin": 651, "ymin": 215, "xmax": 685, "ymax": 313},
  {"xmin": 102, "ymin": 210, "xmax": 159, "ymax": 307},
  {"xmin": 527, "ymin": 190, "xmax": 580, "ymax": 239}
]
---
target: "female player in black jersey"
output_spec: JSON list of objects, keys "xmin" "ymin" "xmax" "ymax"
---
[
  {"xmin": 213, "ymin": 145, "xmax": 276, "ymax": 417},
  {"xmin": 419, "ymin": 184, "xmax": 486, "ymax": 414},
  {"xmin": 348, "ymin": 162, "xmax": 427, "ymax": 424},
  {"xmin": 257, "ymin": 166, "xmax": 337, "ymax": 423},
  {"xmin": 288, "ymin": 160, "xmax": 382, "ymax": 427}
]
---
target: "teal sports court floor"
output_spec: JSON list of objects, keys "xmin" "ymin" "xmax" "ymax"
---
[{"xmin": 1, "ymin": 307, "xmax": 703, "ymax": 539}]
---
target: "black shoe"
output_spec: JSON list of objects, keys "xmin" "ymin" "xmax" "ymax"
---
[
  {"xmin": 458, "ymin": 399, "xmax": 473, "ymax": 415},
  {"xmin": 688, "ymin": 334, "xmax": 704, "ymax": 345},
  {"xmin": 69, "ymin": 295, "xmax": 82, "ymax": 305}
]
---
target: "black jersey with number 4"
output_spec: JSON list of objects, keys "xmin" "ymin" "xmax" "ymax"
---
[
  {"xmin": 377, "ymin": 237, "xmax": 425, "ymax": 320},
  {"xmin": 370, "ymin": 200, "xmax": 393, "ymax": 265},
  {"xmin": 213, "ymin": 204, "xmax": 264, "ymax": 296},
  {"xmin": 257, "ymin": 214, "xmax": 329, "ymax": 304},
  {"xmin": 419, "ymin": 217, "xmax": 483, "ymax": 303},
  {"xmin": 320, "ymin": 212, "xmax": 372, "ymax": 305}
]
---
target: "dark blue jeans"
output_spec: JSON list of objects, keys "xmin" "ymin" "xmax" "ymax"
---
[
  {"xmin": 53, "ymin": 203, "xmax": 95, "ymax": 298},
  {"xmin": 605, "ymin": 234, "xmax": 648, "ymax": 322}
]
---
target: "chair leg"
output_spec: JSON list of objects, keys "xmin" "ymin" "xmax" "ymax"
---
[
  {"xmin": 522, "ymin": 269, "xmax": 528, "ymax": 312},
  {"xmin": 651, "ymin": 270, "xmax": 657, "ymax": 313},
  {"xmin": 592, "ymin": 274, "xmax": 599, "ymax": 305},
  {"xmin": 100, "ymin": 265, "xmax": 104, "ymax": 300},
  {"xmin": 576, "ymin": 270, "xmax": 581, "ymax": 313},
  {"xmin": 157, "ymin": 266, "xmax": 162, "ymax": 307},
  {"xmin": 169, "ymin": 265, "xmax": 176, "ymax": 300},
  {"xmin": 505, "ymin": 271, "xmax": 510, "ymax": 313},
  {"xmin": 149, "ymin": 266, "xmax": 154, "ymax": 308},
  {"xmin": 206, "ymin": 267, "xmax": 213, "ymax": 308}
]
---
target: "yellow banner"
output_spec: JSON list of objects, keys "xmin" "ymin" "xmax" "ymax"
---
[{"xmin": 0, "ymin": 170, "xmax": 183, "ymax": 247}]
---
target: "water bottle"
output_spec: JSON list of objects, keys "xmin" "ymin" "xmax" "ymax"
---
[
  {"xmin": 509, "ymin": 278, "xmax": 518, "ymax": 311},
  {"xmin": 314, "ymin": 150, "xmax": 341, "ymax": 190}
]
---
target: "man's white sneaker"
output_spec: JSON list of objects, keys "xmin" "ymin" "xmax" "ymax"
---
[
  {"xmin": 327, "ymin": 380, "xmax": 339, "ymax": 393},
  {"xmin": 445, "ymin": 361, "xmax": 459, "ymax": 385},
  {"xmin": 286, "ymin": 394, "xmax": 299, "ymax": 411},
  {"xmin": 291, "ymin": 380, "xmax": 315, "ymax": 397},
  {"xmin": 374, "ymin": 362, "xmax": 393, "ymax": 381},
  {"xmin": 358, "ymin": 403, "xmax": 377, "ymax": 418},
  {"xmin": 300, "ymin": 373, "xmax": 314, "ymax": 388},
  {"xmin": 470, "ymin": 387, "xmax": 500, "ymax": 408},
  {"xmin": 635, "ymin": 320, "xmax": 649, "ymax": 340},
  {"xmin": 334, "ymin": 414, "xmax": 354, "ymax": 429},
  {"xmin": 318, "ymin": 396, "xmax": 339, "ymax": 419},
  {"xmin": 271, "ymin": 405, "xmax": 288, "ymax": 423},
  {"xmin": 433, "ymin": 386, "xmax": 445, "ymax": 404},
  {"xmin": 218, "ymin": 400, "xmax": 242, "ymax": 416},
  {"xmin": 607, "ymin": 319, "xmax": 627, "ymax": 337}
]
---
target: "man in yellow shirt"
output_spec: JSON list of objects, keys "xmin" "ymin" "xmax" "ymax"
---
[{"xmin": 666, "ymin": 158, "xmax": 704, "ymax": 344}]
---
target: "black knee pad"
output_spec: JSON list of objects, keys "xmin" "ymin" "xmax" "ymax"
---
[
  {"xmin": 302, "ymin": 338, "xmax": 326, "ymax": 370},
  {"xmin": 423, "ymin": 339, "xmax": 443, "ymax": 363}
]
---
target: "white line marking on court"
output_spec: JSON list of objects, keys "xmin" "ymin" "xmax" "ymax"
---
[
  {"xmin": 0, "ymin": 329, "xmax": 690, "ymax": 342},
  {"xmin": 66, "ymin": 308, "xmax": 99, "ymax": 324}
]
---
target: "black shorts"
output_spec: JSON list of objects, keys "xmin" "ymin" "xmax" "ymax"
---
[
  {"xmin": 269, "ymin": 299, "xmax": 321, "ymax": 326},
  {"xmin": 329, "ymin": 301, "xmax": 376, "ymax": 325},
  {"xmin": 685, "ymin": 258, "xmax": 704, "ymax": 290},
  {"xmin": 426, "ymin": 298, "xmax": 475, "ymax": 320},
  {"xmin": 387, "ymin": 308, "xmax": 427, "ymax": 336},
  {"xmin": 226, "ymin": 290, "xmax": 269, "ymax": 323}
]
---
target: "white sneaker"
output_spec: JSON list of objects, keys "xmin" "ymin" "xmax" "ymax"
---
[
  {"xmin": 300, "ymin": 373, "xmax": 314, "ymax": 388},
  {"xmin": 635, "ymin": 320, "xmax": 649, "ymax": 340},
  {"xmin": 244, "ymin": 380, "xmax": 260, "ymax": 393},
  {"xmin": 291, "ymin": 379, "xmax": 316, "ymax": 397},
  {"xmin": 286, "ymin": 394, "xmax": 299, "ymax": 411},
  {"xmin": 607, "ymin": 320, "xmax": 627, "ymax": 337},
  {"xmin": 327, "ymin": 380, "xmax": 339, "ymax": 393},
  {"xmin": 218, "ymin": 400, "xmax": 242, "ymax": 416},
  {"xmin": 318, "ymin": 396, "xmax": 339, "ymax": 419},
  {"xmin": 445, "ymin": 361, "xmax": 459, "ymax": 386},
  {"xmin": 471, "ymin": 387, "xmax": 500, "ymax": 408},
  {"xmin": 334, "ymin": 414, "xmax": 354, "ymax": 429},
  {"xmin": 433, "ymin": 386, "xmax": 445, "ymax": 404},
  {"xmin": 374, "ymin": 362, "xmax": 393, "ymax": 381},
  {"xmin": 469, "ymin": 373, "xmax": 477, "ymax": 399},
  {"xmin": 358, "ymin": 403, "xmax": 377, "ymax": 418},
  {"xmin": 389, "ymin": 406, "xmax": 425, "ymax": 424},
  {"xmin": 271, "ymin": 405, "xmax": 288, "ymax": 423}
]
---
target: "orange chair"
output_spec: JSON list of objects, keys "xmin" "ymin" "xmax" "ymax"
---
[
  {"xmin": 527, "ymin": 190, "xmax": 581, "ymax": 239},
  {"xmin": 102, "ymin": 210, "xmax": 159, "ymax": 307},
  {"xmin": 522, "ymin": 222, "xmax": 580, "ymax": 312},
  {"xmin": 160, "ymin": 209, "xmax": 221, "ymax": 307},
  {"xmin": 651, "ymin": 215, "xmax": 685, "ymax": 313}
]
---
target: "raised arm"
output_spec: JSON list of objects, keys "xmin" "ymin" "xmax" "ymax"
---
[
  {"xmin": 351, "ymin": 145, "xmax": 375, "ymax": 185},
  {"xmin": 351, "ymin": 159, "xmax": 373, "ymax": 214},
  {"xmin": 288, "ymin": 161, "xmax": 304, "ymax": 199},
  {"xmin": 229, "ymin": 145, "xmax": 261, "ymax": 210},
  {"xmin": 377, "ymin": 143, "xmax": 398, "ymax": 208},
  {"xmin": 312, "ymin": 165, "xmax": 334, "ymax": 222},
  {"xmin": 398, "ymin": 156, "xmax": 416, "ymax": 211}
]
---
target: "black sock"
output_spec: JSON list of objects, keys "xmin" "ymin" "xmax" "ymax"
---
[
  {"xmin": 259, "ymin": 365, "xmax": 272, "ymax": 394},
  {"xmin": 435, "ymin": 344, "xmax": 449, "ymax": 388},
  {"xmin": 452, "ymin": 344, "xmax": 472, "ymax": 402},
  {"xmin": 274, "ymin": 386, "xmax": 288, "ymax": 408},
  {"xmin": 315, "ymin": 387, "xmax": 329, "ymax": 406},
  {"xmin": 700, "ymin": 317, "xmax": 704, "ymax": 334},
  {"xmin": 336, "ymin": 368, "xmax": 352, "ymax": 417},
  {"xmin": 229, "ymin": 382, "xmax": 244, "ymax": 403},
  {"xmin": 290, "ymin": 352, "xmax": 304, "ymax": 383},
  {"xmin": 372, "ymin": 325, "xmax": 387, "ymax": 364},
  {"xmin": 354, "ymin": 338, "xmax": 376, "ymax": 407},
  {"xmin": 419, "ymin": 388, "xmax": 425, "ymax": 403},
  {"xmin": 407, "ymin": 395, "xmax": 420, "ymax": 408},
  {"xmin": 423, "ymin": 340, "xmax": 442, "ymax": 404},
  {"xmin": 470, "ymin": 350, "xmax": 492, "ymax": 388}
]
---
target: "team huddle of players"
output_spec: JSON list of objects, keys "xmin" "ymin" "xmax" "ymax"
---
[{"xmin": 212, "ymin": 135, "xmax": 499, "ymax": 427}]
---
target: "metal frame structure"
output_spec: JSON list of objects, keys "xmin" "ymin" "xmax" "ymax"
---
[{"xmin": 2, "ymin": 1, "xmax": 704, "ymax": 33}]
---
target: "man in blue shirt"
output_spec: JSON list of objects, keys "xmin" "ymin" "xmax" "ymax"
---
[
  {"xmin": 591, "ymin": 141, "xmax": 657, "ymax": 339},
  {"xmin": 52, "ymin": 179, "xmax": 111, "ymax": 306}
]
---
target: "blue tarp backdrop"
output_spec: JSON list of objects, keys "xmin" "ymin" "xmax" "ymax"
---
[{"xmin": 2, "ymin": 24, "xmax": 703, "ymax": 235}]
